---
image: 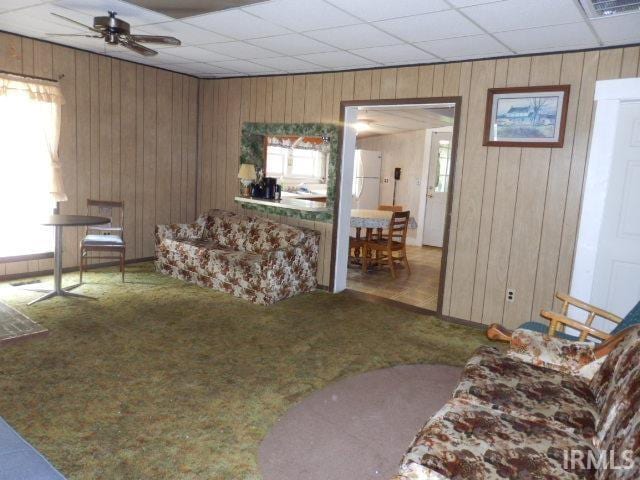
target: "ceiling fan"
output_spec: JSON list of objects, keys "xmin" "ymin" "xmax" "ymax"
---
[{"xmin": 48, "ymin": 11, "xmax": 181, "ymax": 56}]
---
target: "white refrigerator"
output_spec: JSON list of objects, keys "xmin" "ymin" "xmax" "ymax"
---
[{"xmin": 352, "ymin": 149, "xmax": 382, "ymax": 209}]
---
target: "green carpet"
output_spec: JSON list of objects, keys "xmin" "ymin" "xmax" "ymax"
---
[{"xmin": 0, "ymin": 262, "xmax": 492, "ymax": 479}]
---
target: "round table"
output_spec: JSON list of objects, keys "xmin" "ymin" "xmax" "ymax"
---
[{"xmin": 27, "ymin": 215, "xmax": 109, "ymax": 305}]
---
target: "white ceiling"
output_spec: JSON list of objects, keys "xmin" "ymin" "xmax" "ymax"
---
[
  {"xmin": 357, "ymin": 104, "xmax": 455, "ymax": 137},
  {"xmin": 0, "ymin": 0, "xmax": 638, "ymax": 78}
]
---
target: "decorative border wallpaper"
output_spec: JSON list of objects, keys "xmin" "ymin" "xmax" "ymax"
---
[{"xmin": 238, "ymin": 122, "xmax": 340, "ymax": 222}]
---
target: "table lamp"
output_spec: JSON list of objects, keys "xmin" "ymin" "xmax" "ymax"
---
[{"xmin": 238, "ymin": 163, "xmax": 256, "ymax": 197}]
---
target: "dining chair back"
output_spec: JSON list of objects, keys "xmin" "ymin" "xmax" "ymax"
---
[
  {"xmin": 80, "ymin": 199, "xmax": 126, "ymax": 282},
  {"xmin": 363, "ymin": 210, "xmax": 411, "ymax": 278},
  {"xmin": 378, "ymin": 204, "xmax": 403, "ymax": 212}
]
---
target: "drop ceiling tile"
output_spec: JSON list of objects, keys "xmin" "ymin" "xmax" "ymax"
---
[
  {"xmin": 244, "ymin": 0, "xmax": 360, "ymax": 32},
  {"xmin": 255, "ymin": 56, "xmax": 322, "ymax": 72},
  {"xmin": 415, "ymin": 34, "xmax": 510, "ymax": 58},
  {"xmin": 135, "ymin": 20, "xmax": 231, "ymax": 47},
  {"xmin": 461, "ymin": 0, "xmax": 584, "ymax": 32},
  {"xmin": 351, "ymin": 44, "xmax": 437, "ymax": 64},
  {"xmin": 161, "ymin": 45, "xmax": 233, "ymax": 62},
  {"xmin": 164, "ymin": 62, "xmax": 239, "ymax": 76},
  {"xmin": 0, "ymin": 0, "xmax": 44, "ymax": 14},
  {"xmin": 211, "ymin": 59, "xmax": 280, "ymax": 74},
  {"xmin": 108, "ymin": 48, "xmax": 194, "ymax": 65},
  {"xmin": 246, "ymin": 33, "xmax": 335, "ymax": 55},
  {"xmin": 297, "ymin": 50, "xmax": 378, "ymax": 68},
  {"xmin": 53, "ymin": 0, "xmax": 171, "ymax": 26},
  {"xmin": 305, "ymin": 24, "xmax": 401, "ymax": 50},
  {"xmin": 590, "ymin": 13, "xmax": 640, "ymax": 44},
  {"xmin": 200, "ymin": 41, "xmax": 280, "ymax": 60},
  {"xmin": 375, "ymin": 10, "xmax": 483, "ymax": 42},
  {"xmin": 183, "ymin": 9, "xmax": 288, "ymax": 40},
  {"xmin": 447, "ymin": 0, "xmax": 501, "ymax": 6},
  {"xmin": 0, "ymin": 3, "xmax": 94, "ymax": 39},
  {"xmin": 326, "ymin": 0, "xmax": 450, "ymax": 22},
  {"xmin": 496, "ymin": 22, "xmax": 599, "ymax": 53}
]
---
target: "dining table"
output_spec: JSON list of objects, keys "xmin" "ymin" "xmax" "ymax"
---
[
  {"xmin": 350, "ymin": 209, "xmax": 417, "ymax": 269},
  {"xmin": 26, "ymin": 214, "xmax": 110, "ymax": 305}
]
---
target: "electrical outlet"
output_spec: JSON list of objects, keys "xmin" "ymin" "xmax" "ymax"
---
[
  {"xmin": 383, "ymin": 178, "xmax": 389, "ymax": 183},
  {"xmin": 506, "ymin": 289, "xmax": 516, "ymax": 303}
]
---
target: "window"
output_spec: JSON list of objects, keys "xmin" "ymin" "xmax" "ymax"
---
[
  {"xmin": 265, "ymin": 136, "xmax": 327, "ymax": 183},
  {"xmin": 435, "ymin": 140, "xmax": 451, "ymax": 193},
  {"xmin": 0, "ymin": 75, "xmax": 64, "ymax": 259}
]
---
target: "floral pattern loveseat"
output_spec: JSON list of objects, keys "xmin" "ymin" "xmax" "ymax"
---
[
  {"xmin": 393, "ymin": 326, "xmax": 640, "ymax": 480},
  {"xmin": 155, "ymin": 209, "xmax": 320, "ymax": 305}
]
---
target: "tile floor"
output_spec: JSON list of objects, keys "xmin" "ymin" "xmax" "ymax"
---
[{"xmin": 347, "ymin": 245, "xmax": 442, "ymax": 310}]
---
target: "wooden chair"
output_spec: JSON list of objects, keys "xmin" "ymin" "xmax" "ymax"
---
[
  {"xmin": 488, "ymin": 293, "xmax": 640, "ymax": 343},
  {"xmin": 378, "ymin": 204, "xmax": 403, "ymax": 212},
  {"xmin": 80, "ymin": 199, "xmax": 125, "ymax": 283},
  {"xmin": 363, "ymin": 211, "xmax": 410, "ymax": 278}
]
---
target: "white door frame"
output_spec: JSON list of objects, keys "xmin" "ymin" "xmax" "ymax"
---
[{"xmin": 571, "ymin": 78, "xmax": 640, "ymax": 313}]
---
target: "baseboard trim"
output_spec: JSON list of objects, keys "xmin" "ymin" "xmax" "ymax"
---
[
  {"xmin": 1, "ymin": 257, "xmax": 155, "ymax": 282},
  {"xmin": 344, "ymin": 289, "xmax": 486, "ymax": 330}
]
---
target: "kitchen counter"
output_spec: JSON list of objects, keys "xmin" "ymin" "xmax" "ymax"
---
[{"xmin": 234, "ymin": 196, "xmax": 331, "ymax": 219}]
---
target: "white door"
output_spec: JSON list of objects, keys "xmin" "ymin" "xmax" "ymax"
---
[
  {"xmin": 422, "ymin": 132, "xmax": 452, "ymax": 247},
  {"xmin": 590, "ymin": 101, "xmax": 640, "ymax": 316}
]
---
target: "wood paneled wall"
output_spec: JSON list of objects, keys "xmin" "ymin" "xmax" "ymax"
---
[
  {"xmin": 197, "ymin": 46, "xmax": 640, "ymax": 327},
  {"xmin": 0, "ymin": 32, "xmax": 199, "ymax": 278}
]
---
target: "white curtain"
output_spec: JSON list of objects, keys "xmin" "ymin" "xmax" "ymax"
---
[{"xmin": 0, "ymin": 74, "xmax": 65, "ymax": 257}]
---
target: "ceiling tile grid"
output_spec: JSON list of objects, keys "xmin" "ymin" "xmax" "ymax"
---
[{"xmin": 0, "ymin": 0, "xmax": 635, "ymax": 78}]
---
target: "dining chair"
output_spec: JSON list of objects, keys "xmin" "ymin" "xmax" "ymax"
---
[
  {"xmin": 79, "ymin": 199, "xmax": 126, "ymax": 282},
  {"xmin": 378, "ymin": 204, "xmax": 403, "ymax": 212},
  {"xmin": 376, "ymin": 205, "xmax": 403, "ymax": 240},
  {"xmin": 363, "ymin": 211, "xmax": 410, "ymax": 278}
]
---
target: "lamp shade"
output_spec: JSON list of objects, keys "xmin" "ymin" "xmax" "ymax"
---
[{"xmin": 238, "ymin": 163, "xmax": 256, "ymax": 181}]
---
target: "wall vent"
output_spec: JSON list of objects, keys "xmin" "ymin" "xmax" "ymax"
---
[{"xmin": 579, "ymin": 0, "xmax": 640, "ymax": 17}]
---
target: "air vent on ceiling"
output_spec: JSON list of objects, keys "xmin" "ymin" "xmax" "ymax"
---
[
  {"xmin": 124, "ymin": 0, "xmax": 269, "ymax": 19},
  {"xmin": 579, "ymin": 0, "xmax": 640, "ymax": 17}
]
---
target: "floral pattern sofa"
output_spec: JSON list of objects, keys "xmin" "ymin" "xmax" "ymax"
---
[
  {"xmin": 393, "ymin": 326, "xmax": 640, "ymax": 480},
  {"xmin": 155, "ymin": 209, "xmax": 320, "ymax": 305}
]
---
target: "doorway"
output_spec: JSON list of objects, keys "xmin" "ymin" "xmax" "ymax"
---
[{"xmin": 331, "ymin": 98, "xmax": 461, "ymax": 314}]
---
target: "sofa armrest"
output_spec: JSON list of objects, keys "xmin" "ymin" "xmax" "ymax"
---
[
  {"xmin": 508, "ymin": 328, "xmax": 598, "ymax": 377},
  {"xmin": 155, "ymin": 223, "xmax": 203, "ymax": 244}
]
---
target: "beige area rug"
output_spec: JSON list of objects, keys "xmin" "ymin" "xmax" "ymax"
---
[
  {"xmin": 0, "ymin": 300, "xmax": 48, "ymax": 346},
  {"xmin": 259, "ymin": 364, "xmax": 461, "ymax": 480}
]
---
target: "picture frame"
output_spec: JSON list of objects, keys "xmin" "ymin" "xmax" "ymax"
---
[{"xmin": 483, "ymin": 85, "xmax": 570, "ymax": 147}]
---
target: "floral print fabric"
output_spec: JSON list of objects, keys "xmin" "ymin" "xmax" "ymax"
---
[
  {"xmin": 154, "ymin": 210, "xmax": 319, "ymax": 305},
  {"xmin": 453, "ymin": 346, "xmax": 598, "ymax": 440},
  {"xmin": 395, "ymin": 328, "xmax": 640, "ymax": 480},
  {"xmin": 508, "ymin": 328, "xmax": 597, "ymax": 377}
]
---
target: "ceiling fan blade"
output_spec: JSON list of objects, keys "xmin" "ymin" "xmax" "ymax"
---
[
  {"xmin": 46, "ymin": 33, "xmax": 104, "ymax": 38},
  {"xmin": 50, "ymin": 12, "xmax": 101, "ymax": 34},
  {"xmin": 129, "ymin": 35, "xmax": 181, "ymax": 46},
  {"xmin": 120, "ymin": 39, "xmax": 158, "ymax": 57}
]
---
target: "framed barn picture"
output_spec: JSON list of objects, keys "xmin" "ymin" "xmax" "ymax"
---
[{"xmin": 483, "ymin": 85, "xmax": 570, "ymax": 147}]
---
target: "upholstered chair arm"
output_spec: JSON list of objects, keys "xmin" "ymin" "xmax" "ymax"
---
[
  {"xmin": 508, "ymin": 328, "xmax": 598, "ymax": 378},
  {"xmin": 154, "ymin": 223, "xmax": 203, "ymax": 244}
]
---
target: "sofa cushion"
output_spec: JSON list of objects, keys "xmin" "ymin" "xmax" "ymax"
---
[
  {"xmin": 508, "ymin": 328, "xmax": 597, "ymax": 377},
  {"xmin": 399, "ymin": 398, "xmax": 596, "ymax": 480},
  {"xmin": 595, "ymin": 334, "xmax": 640, "ymax": 451},
  {"xmin": 453, "ymin": 346, "xmax": 598, "ymax": 440},
  {"xmin": 160, "ymin": 238, "xmax": 262, "ymax": 277},
  {"xmin": 244, "ymin": 218, "xmax": 305, "ymax": 254},
  {"xmin": 207, "ymin": 212, "xmax": 254, "ymax": 251}
]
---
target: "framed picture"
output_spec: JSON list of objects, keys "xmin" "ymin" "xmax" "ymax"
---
[{"xmin": 483, "ymin": 85, "xmax": 570, "ymax": 147}]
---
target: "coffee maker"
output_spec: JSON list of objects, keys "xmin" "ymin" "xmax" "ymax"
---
[{"xmin": 264, "ymin": 177, "xmax": 277, "ymax": 200}]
